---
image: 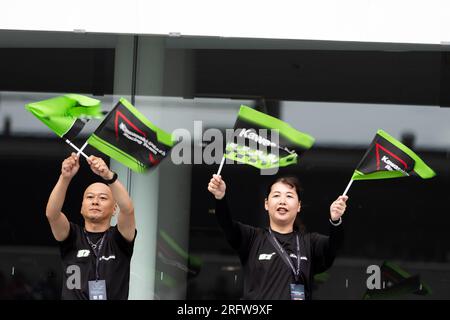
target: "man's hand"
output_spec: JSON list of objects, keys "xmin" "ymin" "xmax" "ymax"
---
[
  {"xmin": 330, "ymin": 195, "xmax": 348, "ymax": 221},
  {"xmin": 61, "ymin": 153, "xmax": 80, "ymax": 179},
  {"xmin": 208, "ymin": 174, "xmax": 226, "ymax": 200},
  {"xmin": 87, "ymin": 155, "xmax": 113, "ymax": 180}
]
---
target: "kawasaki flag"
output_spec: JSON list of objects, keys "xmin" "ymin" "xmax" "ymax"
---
[
  {"xmin": 224, "ymin": 105, "xmax": 315, "ymax": 169},
  {"xmin": 25, "ymin": 94, "xmax": 103, "ymax": 140},
  {"xmin": 87, "ymin": 98, "xmax": 176, "ymax": 173},
  {"xmin": 352, "ymin": 129, "xmax": 435, "ymax": 180}
]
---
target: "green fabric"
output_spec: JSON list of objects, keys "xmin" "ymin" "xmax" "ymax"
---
[
  {"xmin": 363, "ymin": 261, "xmax": 432, "ymax": 299},
  {"xmin": 119, "ymin": 98, "xmax": 175, "ymax": 147},
  {"xmin": 382, "ymin": 261, "xmax": 432, "ymax": 295},
  {"xmin": 86, "ymin": 98, "xmax": 176, "ymax": 172},
  {"xmin": 376, "ymin": 129, "xmax": 435, "ymax": 179},
  {"xmin": 224, "ymin": 105, "xmax": 314, "ymax": 169},
  {"xmin": 224, "ymin": 142, "xmax": 298, "ymax": 169},
  {"xmin": 238, "ymin": 105, "xmax": 315, "ymax": 149},
  {"xmin": 352, "ymin": 169, "xmax": 406, "ymax": 180},
  {"xmin": 159, "ymin": 230, "xmax": 202, "ymax": 267},
  {"xmin": 87, "ymin": 133, "xmax": 146, "ymax": 173},
  {"xmin": 25, "ymin": 94, "xmax": 102, "ymax": 137},
  {"xmin": 352, "ymin": 129, "xmax": 436, "ymax": 181}
]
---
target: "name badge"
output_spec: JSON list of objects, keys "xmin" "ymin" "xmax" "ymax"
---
[
  {"xmin": 290, "ymin": 283, "xmax": 305, "ymax": 300},
  {"xmin": 88, "ymin": 280, "xmax": 107, "ymax": 300}
]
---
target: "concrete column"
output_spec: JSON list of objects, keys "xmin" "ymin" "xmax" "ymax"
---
[
  {"xmin": 112, "ymin": 35, "xmax": 163, "ymax": 299},
  {"xmin": 112, "ymin": 35, "xmax": 193, "ymax": 299}
]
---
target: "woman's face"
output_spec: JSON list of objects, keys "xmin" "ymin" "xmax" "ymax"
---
[{"xmin": 265, "ymin": 182, "xmax": 301, "ymax": 228}]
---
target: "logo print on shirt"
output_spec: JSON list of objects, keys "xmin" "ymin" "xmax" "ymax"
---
[
  {"xmin": 77, "ymin": 249, "xmax": 90, "ymax": 258},
  {"xmin": 259, "ymin": 252, "xmax": 276, "ymax": 260},
  {"xmin": 99, "ymin": 255, "xmax": 116, "ymax": 261},
  {"xmin": 289, "ymin": 253, "xmax": 308, "ymax": 261}
]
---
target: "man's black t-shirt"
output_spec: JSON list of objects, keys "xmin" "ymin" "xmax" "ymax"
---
[
  {"xmin": 215, "ymin": 197, "xmax": 344, "ymax": 300},
  {"xmin": 59, "ymin": 222, "xmax": 136, "ymax": 300}
]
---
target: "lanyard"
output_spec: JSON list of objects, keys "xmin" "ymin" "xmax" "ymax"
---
[
  {"xmin": 83, "ymin": 229, "xmax": 106, "ymax": 281},
  {"xmin": 268, "ymin": 229, "xmax": 301, "ymax": 283}
]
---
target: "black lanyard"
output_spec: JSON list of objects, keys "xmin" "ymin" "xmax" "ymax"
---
[
  {"xmin": 268, "ymin": 229, "xmax": 301, "ymax": 283},
  {"xmin": 83, "ymin": 229, "xmax": 106, "ymax": 281}
]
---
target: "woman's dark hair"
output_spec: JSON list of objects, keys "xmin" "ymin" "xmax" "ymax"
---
[{"xmin": 266, "ymin": 176, "xmax": 303, "ymax": 200}]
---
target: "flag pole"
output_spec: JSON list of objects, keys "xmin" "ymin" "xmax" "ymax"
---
[
  {"xmin": 342, "ymin": 179, "xmax": 354, "ymax": 197},
  {"xmin": 77, "ymin": 141, "xmax": 88, "ymax": 157},
  {"xmin": 65, "ymin": 139, "xmax": 89, "ymax": 160},
  {"xmin": 216, "ymin": 156, "xmax": 226, "ymax": 176}
]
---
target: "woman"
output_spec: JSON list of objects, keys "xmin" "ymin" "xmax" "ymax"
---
[{"xmin": 208, "ymin": 174, "xmax": 348, "ymax": 300}]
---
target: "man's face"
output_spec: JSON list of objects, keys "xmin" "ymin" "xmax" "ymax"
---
[
  {"xmin": 265, "ymin": 182, "xmax": 301, "ymax": 227},
  {"xmin": 81, "ymin": 183, "xmax": 115, "ymax": 222}
]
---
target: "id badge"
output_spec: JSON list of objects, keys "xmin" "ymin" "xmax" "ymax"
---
[
  {"xmin": 88, "ymin": 280, "xmax": 107, "ymax": 300},
  {"xmin": 290, "ymin": 283, "xmax": 305, "ymax": 300}
]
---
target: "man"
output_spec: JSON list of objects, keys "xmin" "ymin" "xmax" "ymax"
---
[{"xmin": 46, "ymin": 152, "xmax": 136, "ymax": 300}]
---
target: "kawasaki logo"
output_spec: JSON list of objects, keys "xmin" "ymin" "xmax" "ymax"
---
[
  {"xmin": 239, "ymin": 129, "xmax": 276, "ymax": 147},
  {"xmin": 381, "ymin": 155, "xmax": 409, "ymax": 176}
]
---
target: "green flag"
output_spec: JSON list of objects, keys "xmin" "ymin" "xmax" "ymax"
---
[
  {"xmin": 351, "ymin": 129, "xmax": 435, "ymax": 181},
  {"xmin": 363, "ymin": 261, "xmax": 431, "ymax": 299},
  {"xmin": 25, "ymin": 94, "xmax": 103, "ymax": 140},
  {"xmin": 87, "ymin": 98, "xmax": 177, "ymax": 173},
  {"xmin": 223, "ymin": 105, "xmax": 315, "ymax": 170}
]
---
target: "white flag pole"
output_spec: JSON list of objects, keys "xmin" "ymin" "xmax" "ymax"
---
[
  {"xmin": 342, "ymin": 179, "xmax": 354, "ymax": 197},
  {"xmin": 216, "ymin": 156, "xmax": 226, "ymax": 176},
  {"xmin": 65, "ymin": 139, "xmax": 89, "ymax": 160},
  {"xmin": 77, "ymin": 141, "xmax": 88, "ymax": 157}
]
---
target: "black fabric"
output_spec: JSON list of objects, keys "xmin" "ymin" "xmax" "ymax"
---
[
  {"xmin": 215, "ymin": 196, "xmax": 344, "ymax": 300},
  {"xmin": 58, "ymin": 222, "xmax": 136, "ymax": 300}
]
